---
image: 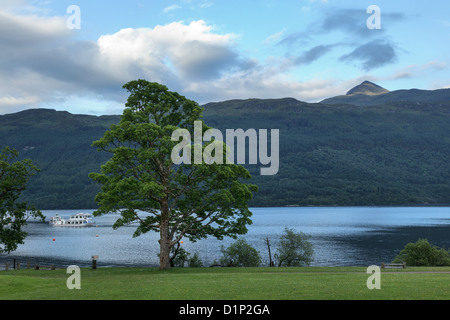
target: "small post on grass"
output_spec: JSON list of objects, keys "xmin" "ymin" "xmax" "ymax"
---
[{"xmin": 92, "ymin": 255, "xmax": 98, "ymax": 270}]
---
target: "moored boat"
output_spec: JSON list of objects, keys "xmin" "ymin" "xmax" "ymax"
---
[{"xmin": 49, "ymin": 213, "xmax": 94, "ymax": 227}]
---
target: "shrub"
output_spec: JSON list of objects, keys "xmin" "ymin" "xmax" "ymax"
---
[
  {"xmin": 220, "ymin": 238, "xmax": 261, "ymax": 267},
  {"xmin": 393, "ymin": 239, "xmax": 450, "ymax": 266},
  {"xmin": 188, "ymin": 252, "xmax": 204, "ymax": 268},
  {"xmin": 274, "ymin": 227, "xmax": 314, "ymax": 267},
  {"xmin": 171, "ymin": 247, "xmax": 190, "ymax": 267}
]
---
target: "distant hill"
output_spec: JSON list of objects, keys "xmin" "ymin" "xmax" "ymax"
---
[
  {"xmin": 1, "ymin": 85, "xmax": 450, "ymax": 209},
  {"xmin": 0, "ymin": 109, "xmax": 119, "ymax": 209},
  {"xmin": 203, "ymin": 98, "xmax": 450, "ymax": 207},
  {"xmin": 346, "ymin": 81, "xmax": 389, "ymax": 96},
  {"xmin": 322, "ymin": 81, "xmax": 450, "ymax": 106}
]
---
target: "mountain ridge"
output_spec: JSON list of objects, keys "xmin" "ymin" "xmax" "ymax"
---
[
  {"xmin": 321, "ymin": 81, "xmax": 450, "ymax": 106},
  {"xmin": 346, "ymin": 81, "xmax": 390, "ymax": 96},
  {"xmin": 1, "ymin": 83, "xmax": 450, "ymax": 209}
]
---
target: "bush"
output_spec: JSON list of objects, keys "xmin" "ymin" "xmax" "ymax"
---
[
  {"xmin": 171, "ymin": 247, "xmax": 190, "ymax": 267},
  {"xmin": 274, "ymin": 227, "xmax": 314, "ymax": 267},
  {"xmin": 220, "ymin": 238, "xmax": 261, "ymax": 267},
  {"xmin": 169, "ymin": 247, "xmax": 204, "ymax": 268},
  {"xmin": 393, "ymin": 239, "xmax": 450, "ymax": 266},
  {"xmin": 188, "ymin": 252, "xmax": 204, "ymax": 268}
]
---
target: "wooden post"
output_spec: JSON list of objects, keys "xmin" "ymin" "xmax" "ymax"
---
[
  {"xmin": 5, "ymin": 263, "xmax": 8, "ymax": 271},
  {"xmin": 27, "ymin": 261, "xmax": 30, "ymax": 269},
  {"xmin": 17, "ymin": 261, "xmax": 20, "ymax": 270},
  {"xmin": 92, "ymin": 255, "xmax": 99, "ymax": 270}
]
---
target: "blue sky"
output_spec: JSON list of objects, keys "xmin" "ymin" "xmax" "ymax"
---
[{"xmin": 1, "ymin": 0, "xmax": 449, "ymax": 115}]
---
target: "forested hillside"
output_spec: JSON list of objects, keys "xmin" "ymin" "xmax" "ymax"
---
[
  {"xmin": 1, "ymin": 85, "xmax": 450, "ymax": 209},
  {"xmin": 0, "ymin": 109, "xmax": 119, "ymax": 209},
  {"xmin": 203, "ymin": 98, "xmax": 450, "ymax": 206}
]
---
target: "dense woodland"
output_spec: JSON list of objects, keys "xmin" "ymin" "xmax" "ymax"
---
[
  {"xmin": 203, "ymin": 98, "xmax": 450, "ymax": 207},
  {"xmin": 1, "ymin": 86, "xmax": 450, "ymax": 209}
]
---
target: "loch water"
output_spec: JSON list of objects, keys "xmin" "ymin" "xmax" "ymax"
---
[{"xmin": 2, "ymin": 206, "xmax": 450, "ymax": 269}]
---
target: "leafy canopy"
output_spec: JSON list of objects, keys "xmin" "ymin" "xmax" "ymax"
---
[
  {"xmin": 393, "ymin": 238, "xmax": 450, "ymax": 266},
  {"xmin": 89, "ymin": 80, "xmax": 257, "ymax": 268},
  {"xmin": 0, "ymin": 147, "xmax": 43, "ymax": 255}
]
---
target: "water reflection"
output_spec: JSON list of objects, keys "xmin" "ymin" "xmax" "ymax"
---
[{"xmin": 1, "ymin": 207, "xmax": 449, "ymax": 268}]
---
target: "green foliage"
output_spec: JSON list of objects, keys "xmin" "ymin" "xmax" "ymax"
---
[
  {"xmin": 170, "ymin": 247, "xmax": 190, "ymax": 268},
  {"xmin": 157, "ymin": 244, "xmax": 203, "ymax": 267},
  {"xmin": 393, "ymin": 239, "xmax": 450, "ymax": 266},
  {"xmin": 203, "ymin": 99, "xmax": 450, "ymax": 207},
  {"xmin": 274, "ymin": 227, "xmax": 314, "ymax": 267},
  {"xmin": 0, "ymin": 147, "xmax": 44, "ymax": 254},
  {"xmin": 169, "ymin": 247, "xmax": 204, "ymax": 268},
  {"xmin": 187, "ymin": 252, "xmax": 204, "ymax": 268},
  {"xmin": 220, "ymin": 238, "xmax": 262, "ymax": 267},
  {"xmin": 0, "ymin": 109, "xmax": 117, "ymax": 209},
  {"xmin": 89, "ymin": 80, "xmax": 257, "ymax": 269}
]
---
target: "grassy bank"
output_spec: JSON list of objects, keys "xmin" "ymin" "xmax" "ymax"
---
[{"xmin": 1, "ymin": 266, "xmax": 449, "ymax": 300}]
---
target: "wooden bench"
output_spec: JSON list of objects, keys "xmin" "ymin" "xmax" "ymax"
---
[
  {"xmin": 4, "ymin": 261, "xmax": 31, "ymax": 271},
  {"xmin": 34, "ymin": 265, "xmax": 56, "ymax": 270},
  {"xmin": 381, "ymin": 262, "xmax": 406, "ymax": 269}
]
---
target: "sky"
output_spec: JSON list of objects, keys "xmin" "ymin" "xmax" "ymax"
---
[{"xmin": 0, "ymin": 0, "xmax": 449, "ymax": 115}]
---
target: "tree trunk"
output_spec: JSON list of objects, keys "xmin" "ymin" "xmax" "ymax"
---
[
  {"xmin": 159, "ymin": 235, "xmax": 171, "ymax": 270},
  {"xmin": 264, "ymin": 237, "xmax": 274, "ymax": 267},
  {"xmin": 159, "ymin": 200, "xmax": 171, "ymax": 270}
]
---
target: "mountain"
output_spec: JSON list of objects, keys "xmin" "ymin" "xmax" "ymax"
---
[
  {"xmin": 203, "ymin": 98, "xmax": 450, "ymax": 207},
  {"xmin": 322, "ymin": 81, "xmax": 450, "ymax": 106},
  {"xmin": 1, "ymin": 86, "xmax": 450, "ymax": 209},
  {"xmin": 0, "ymin": 109, "xmax": 119, "ymax": 209},
  {"xmin": 346, "ymin": 81, "xmax": 389, "ymax": 96}
]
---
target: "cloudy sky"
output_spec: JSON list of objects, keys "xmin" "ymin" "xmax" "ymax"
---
[{"xmin": 1, "ymin": 0, "xmax": 449, "ymax": 115}]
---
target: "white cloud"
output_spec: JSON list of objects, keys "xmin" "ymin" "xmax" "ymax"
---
[
  {"xmin": 262, "ymin": 30, "xmax": 285, "ymax": 45},
  {"xmin": 0, "ymin": 12, "xmax": 248, "ymax": 113},
  {"xmin": 0, "ymin": 8, "xmax": 384, "ymax": 114},
  {"xmin": 198, "ymin": 1, "xmax": 214, "ymax": 9},
  {"xmin": 5, "ymin": 5, "xmax": 443, "ymax": 116},
  {"xmin": 97, "ymin": 20, "xmax": 240, "ymax": 83},
  {"xmin": 163, "ymin": 4, "xmax": 181, "ymax": 13},
  {"xmin": 0, "ymin": 96, "xmax": 40, "ymax": 110},
  {"xmin": 380, "ymin": 61, "xmax": 449, "ymax": 81}
]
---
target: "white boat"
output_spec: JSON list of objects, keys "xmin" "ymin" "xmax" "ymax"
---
[{"xmin": 49, "ymin": 213, "xmax": 95, "ymax": 227}]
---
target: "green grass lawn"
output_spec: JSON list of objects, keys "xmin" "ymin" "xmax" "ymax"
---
[{"xmin": 0, "ymin": 266, "xmax": 449, "ymax": 300}]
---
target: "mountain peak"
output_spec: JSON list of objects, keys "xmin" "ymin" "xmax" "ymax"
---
[{"xmin": 346, "ymin": 81, "xmax": 389, "ymax": 96}]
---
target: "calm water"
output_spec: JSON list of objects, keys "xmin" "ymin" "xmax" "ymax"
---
[{"xmin": 2, "ymin": 207, "xmax": 450, "ymax": 268}]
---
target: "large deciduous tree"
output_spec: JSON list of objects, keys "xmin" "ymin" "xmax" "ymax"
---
[
  {"xmin": 90, "ymin": 80, "xmax": 257, "ymax": 269},
  {"xmin": 0, "ymin": 147, "xmax": 43, "ymax": 255}
]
